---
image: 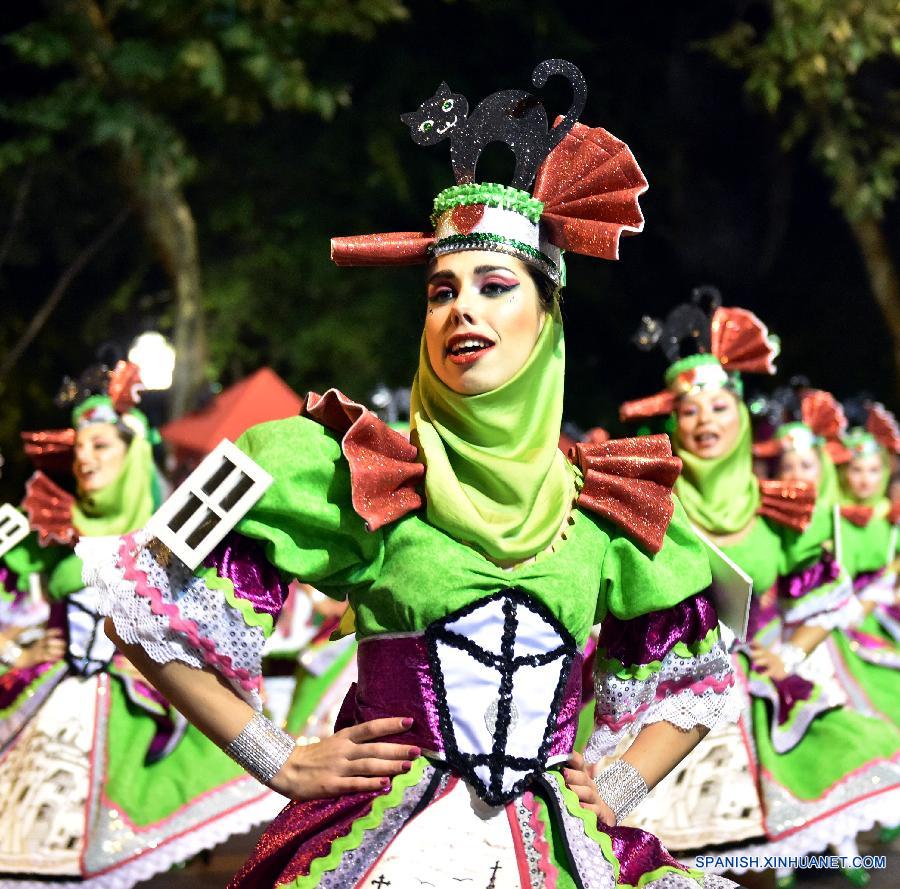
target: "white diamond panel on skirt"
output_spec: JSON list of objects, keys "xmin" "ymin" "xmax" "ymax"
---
[{"xmin": 425, "ymin": 588, "xmax": 576, "ymax": 806}]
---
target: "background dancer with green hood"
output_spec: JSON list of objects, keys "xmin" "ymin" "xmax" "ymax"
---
[
  {"xmin": 619, "ymin": 290, "xmax": 900, "ymax": 889},
  {"xmin": 0, "ymin": 361, "xmax": 281, "ymax": 887}
]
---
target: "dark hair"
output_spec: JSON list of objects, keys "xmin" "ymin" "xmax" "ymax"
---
[
  {"xmin": 114, "ymin": 421, "xmax": 135, "ymax": 447},
  {"xmin": 525, "ymin": 265, "xmax": 559, "ymax": 311}
]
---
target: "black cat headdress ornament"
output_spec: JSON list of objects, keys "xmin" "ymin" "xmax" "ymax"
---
[
  {"xmin": 620, "ymin": 287, "xmax": 780, "ymax": 422},
  {"xmin": 331, "ymin": 59, "xmax": 648, "ymax": 285}
]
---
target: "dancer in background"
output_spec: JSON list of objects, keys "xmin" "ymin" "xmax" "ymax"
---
[
  {"xmin": 0, "ymin": 362, "xmax": 279, "ymax": 887},
  {"xmin": 618, "ymin": 290, "xmax": 900, "ymax": 889}
]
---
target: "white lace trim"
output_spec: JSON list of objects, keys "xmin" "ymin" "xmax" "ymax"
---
[
  {"xmin": 802, "ymin": 594, "xmax": 863, "ymax": 631},
  {"xmin": 585, "ymin": 681, "xmax": 742, "ymax": 762},
  {"xmin": 781, "ymin": 576, "xmax": 853, "ymax": 626},
  {"xmin": 685, "ymin": 787, "xmax": 900, "ymax": 874},
  {"xmin": 858, "ymin": 571, "xmax": 896, "ymax": 605},
  {"xmin": 585, "ymin": 628, "xmax": 740, "ymax": 762},
  {"xmin": 0, "ymin": 791, "xmax": 284, "ymax": 888},
  {"xmin": 78, "ymin": 533, "xmax": 265, "ymax": 710}
]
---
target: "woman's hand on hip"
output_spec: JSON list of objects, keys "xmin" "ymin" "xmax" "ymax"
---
[{"xmin": 270, "ymin": 716, "xmax": 420, "ymax": 800}]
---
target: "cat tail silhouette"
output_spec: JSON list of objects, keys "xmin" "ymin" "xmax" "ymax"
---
[{"xmin": 532, "ymin": 59, "xmax": 587, "ymax": 151}]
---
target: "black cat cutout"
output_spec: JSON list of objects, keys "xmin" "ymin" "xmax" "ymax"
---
[
  {"xmin": 401, "ymin": 59, "xmax": 587, "ymax": 190},
  {"xmin": 633, "ymin": 285, "xmax": 723, "ymax": 364}
]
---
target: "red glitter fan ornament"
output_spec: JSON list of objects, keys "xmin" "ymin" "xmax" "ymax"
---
[{"xmin": 331, "ymin": 59, "xmax": 646, "ymax": 282}]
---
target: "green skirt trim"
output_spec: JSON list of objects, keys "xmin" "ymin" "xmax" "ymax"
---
[
  {"xmin": 831, "ymin": 628, "xmax": 900, "ymax": 725},
  {"xmin": 0, "ymin": 660, "xmax": 66, "ymax": 718},
  {"xmin": 546, "ymin": 770, "xmax": 708, "ymax": 888},
  {"xmin": 279, "ymin": 756, "xmax": 429, "ymax": 889}
]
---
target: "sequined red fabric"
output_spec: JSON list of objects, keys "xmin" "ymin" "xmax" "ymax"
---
[
  {"xmin": 568, "ymin": 434, "xmax": 681, "ymax": 554},
  {"xmin": 22, "ymin": 471, "xmax": 77, "ymax": 546},
  {"xmin": 710, "ymin": 306, "xmax": 778, "ymax": 375},
  {"xmin": 752, "ymin": 438, "xmax": 784, "ymax": 459},
  {"xmin": 227, "ymin": 790, "xmax": 380, "ymax": 889},
  {"xmin": 618, "ymin": 389, "xmax": 677, "ymax": 422},
  {"xmin": 841, "ymin": 504, "xmax": 874, "ymax": 528},
  {"xmin": 533, "ymin": 122, "xmax": 647, "ymax": 261},
  {"xmin": 867, "ymin": 402, "xmax": 900, "ymax": 454},
  {"xmin": 757, "ymin": 479, "xmax": 816, "ymax": 531},
  {"xmin": 330, "ymin": 232, "xmax": 435, "ymax": 266},
  {"xmin": 302, "ymin": 389, "xmax": 424, "ymax": 531},
  {"xmin": 107, "ymin": 359, "xmax": 144, "ymax": 413},
  {"xmin": 801, "ymin": 390, "xmax": 846, "ymax": 442},
  {"xmin": 20, "ymin": 428, "xmax": 75, "ymax": 475}
]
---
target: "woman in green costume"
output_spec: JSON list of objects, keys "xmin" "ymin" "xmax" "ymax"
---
[
  {"xmin": 619, "ymin": 293, "xmax": 900, "ymax": 889},
  {"xmin": 828, "ymin": 413, "xmax": 900, "ymax": 724},
  {"xmin": 85, "ymin": 61, "xmax": 743, "ymax": 888},
  {"xmin": 0, "ymin": 362, "xmax": 280, "ymax": 887}
]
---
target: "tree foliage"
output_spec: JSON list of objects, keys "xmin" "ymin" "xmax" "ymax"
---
[
  {"xmin": 703, "ymin": 0, "xmax": 899, "ymax": 221},
  {"xmin": 1, "ymin": 0, "xmax": 408, "ymax": 178}
]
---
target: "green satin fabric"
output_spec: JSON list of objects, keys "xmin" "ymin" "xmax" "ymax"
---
[
  {"xmin": 409, "ymin": 304, "xmax": 575, "ymax": 563},
  {"xmin": 673, "ymin": 402, "xmax": 760, "ymax": 535}
]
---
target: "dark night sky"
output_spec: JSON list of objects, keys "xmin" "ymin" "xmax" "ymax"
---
[{"xmin": 1, "ymin": 1, "xmax": 897, "ymax": 497}]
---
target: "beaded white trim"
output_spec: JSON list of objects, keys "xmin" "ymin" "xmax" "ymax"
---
[
  {"xmin": 859, "ymin": 571, "xmax": 897, "ymax": 605},
  {"xmin": 687, "ymin": 784, "xmax": 900, "ymax": 874},
  {"xmin": 2, "ymin": 792, "xmax": 284, "ymax": 889},
  {"xmin": 586, "ymin": 627, "xmax": 740, "ymax": 762},
  {"xmin": 79, "ymin": 532, "xmax": 265, "ymax": 709},
  {"xmin": 781, "ymin": 576, "xmax": 853, "ymax": 626}
]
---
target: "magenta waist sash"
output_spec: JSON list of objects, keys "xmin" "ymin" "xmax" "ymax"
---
[{"xmin": 335, "ymin": 634, "xmax": 584, "ymax": 764}]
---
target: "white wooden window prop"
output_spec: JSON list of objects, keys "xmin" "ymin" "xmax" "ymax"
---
[
  {"xmin": 0, "ymin": 504, "xmax": 29, "ymax": 560},
  {"xmin": 146, "ymin": 439, "xmax": 273, "ymax": 570}
]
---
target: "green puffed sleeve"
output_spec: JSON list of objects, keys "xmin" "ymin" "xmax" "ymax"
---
[
  {"xmin": 233, "ymin": 415, "xmax": 385, "ymax": 598},
  {"xmin": 596, "ymin": 496, "xmax": 712, "ymax": 622},
  {"xmin": 2, "ymin": 533, "xmax": 66, "ymax": 596}
]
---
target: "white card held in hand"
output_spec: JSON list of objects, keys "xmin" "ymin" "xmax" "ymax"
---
[{"xmin": 146, "ymin": 439, "xmax": 272, "ymax": 570}]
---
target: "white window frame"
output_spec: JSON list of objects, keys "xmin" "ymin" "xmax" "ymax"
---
[
  {"xmin": 0, "ymin": 504, "xmax": 30, "ymax": 559},
  {"xmin": 146, "ymin": 439, "xmax": 273, "ymax": 570}
]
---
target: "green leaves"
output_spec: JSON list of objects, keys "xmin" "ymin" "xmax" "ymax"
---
[{"xmin": 702, "ymin": 0, "xmax": 900, "ymax": 219}]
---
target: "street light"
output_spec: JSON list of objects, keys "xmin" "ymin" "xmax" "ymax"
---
[{"xmin": 128, "ymin": 331, "xmax": 176, "ymax": 391}]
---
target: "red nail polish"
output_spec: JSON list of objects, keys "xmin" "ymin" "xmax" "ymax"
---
[
  {"xmin": 381, "ymin": 777, "xmax": 391, "ymax": 788},
  {"xmin": 402, "ymin": 761, "xmax": 412, "ymax": 772},
  {"xmin": 401, "ymin": 717, "xmax": 414, "ymax": 728},
  {"xmin": 409, "ymin": 747, "xmax": 422, "ymax": 758}
]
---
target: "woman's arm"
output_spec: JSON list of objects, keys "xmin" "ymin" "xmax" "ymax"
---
[
  {"xmin": 749, "ymin": 623, "xmax": 830, "ymax": 679},
  {"xmin": 564, "ymin": 722, "xmax": 709, "ymax": 826},
  {"xmin": 107, "ymin": 619, "xmax": 420, "ymax": 800}
]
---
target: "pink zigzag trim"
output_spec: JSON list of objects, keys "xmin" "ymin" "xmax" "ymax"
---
[
  {"xmin": 596, "ymin": 672, "xmax": 734, "ymax": 732},
  {"xmin": 118, "ymin": 535, "xmax": 262, "ymax": 694},
  {"xmin": 523, "ymin": 791, "xmax": 557, "ymax": 889}
]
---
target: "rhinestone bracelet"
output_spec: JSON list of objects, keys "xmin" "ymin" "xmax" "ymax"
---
[
  {"xmin": 778, "ymin": 642, "xmax": 808, "ymax": 675},
  {"xmin": 0, "ymin": 640, "xmax": 23, "ymax": 668},
  {"xmin": 225, "ymin": 713, "xmax": 297, "ymax": 786},
  {"xmin": 593, "ymin": 759, "xmax": 648, "ymax": 823}
]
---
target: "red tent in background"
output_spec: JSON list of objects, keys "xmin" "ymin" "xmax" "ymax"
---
[{"xmin": 161, "ymin": 367, "xmax": 303, "ymax": 481}]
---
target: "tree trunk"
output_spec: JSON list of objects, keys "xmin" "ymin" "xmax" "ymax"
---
[
  {"xmin": 120, "ymin": 154, "xmax": 208, "ymax": 418},
  {"xmin": 845, "ymin": 213, "xmax": 900, "ymax": 403},
  {"xmin": 67, "ymin": 0, "xmax": 208, "ymax": 419}
]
